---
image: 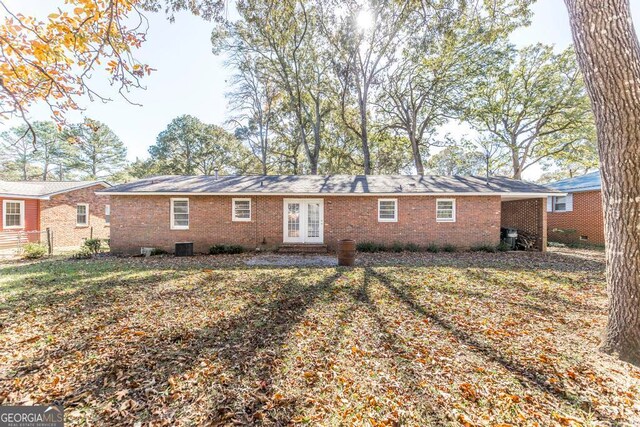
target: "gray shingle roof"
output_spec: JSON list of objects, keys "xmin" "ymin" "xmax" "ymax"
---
[
  {"xmin": 547, "ymin": 171, "xmax": 601, "ymax": 193},
  {"xmin": 0, "ymin": 181, "xmax": 109, "ymax": 199},
  {"xmin": 100, "ymin": 175, "xmax": 560, "ymax": 196}
]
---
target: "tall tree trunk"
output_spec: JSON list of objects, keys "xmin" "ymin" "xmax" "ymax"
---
[
  {"xmin": 511, "ymin": 150, "xmax": 523, "ymax": 180},
  {"xmin": 309, "ymin": 97, "xmax": 323, "ymax": 175},
  {"xmin": 42, "ymin": 144, "xmax": 49, "ymax": 181},
  {"xmin": 261, "ymin": 148, "xmax": 267, "ymax": 176},
  {"xmin": 360, "ymin": 106, "xmax": 371, "ymax": 175},
  {"xmin": 409, "ymin": 134, "xmax": 424, "ymax": 175},
  {"xmin": 565, "ymin": 0, "xmax": 640, "ymax": 366}
]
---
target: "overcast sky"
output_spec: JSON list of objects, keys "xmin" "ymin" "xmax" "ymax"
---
[{"xmin": 3, "ymin": 0, "xmax": 640, "ymax": 177}]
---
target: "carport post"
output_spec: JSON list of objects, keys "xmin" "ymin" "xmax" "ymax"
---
[{"xmin": 538, "ymin": 198, "xmax": 548, "ymax": 252}]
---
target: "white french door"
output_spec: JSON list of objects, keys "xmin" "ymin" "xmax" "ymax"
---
[{"xmin": 283, "ymin": 199, "xmax": 324, "ymax": 244}]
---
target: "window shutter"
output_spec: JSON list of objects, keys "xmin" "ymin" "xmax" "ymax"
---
[
  {"xmin": 566, "ymin": 193, "xmax": 573, "ymax": 212},
  {"xmin": 546, "ymin": 197, "xmax": 553, "ymax": 212}
]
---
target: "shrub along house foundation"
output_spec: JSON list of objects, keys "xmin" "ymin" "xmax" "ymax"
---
[{"xmin": 99, "ymin": 175, "xmax": 562, "ymax": 254}]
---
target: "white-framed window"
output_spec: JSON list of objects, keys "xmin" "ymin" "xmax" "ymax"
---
[
  {"xmin": 76, "ymin": 204, "xmax": 89, "ymax": 227},
  {"xmin": 553, "ymin": 196, "xmax": 567, "ymax": 212},
  {"xmin": 3, "ymin": 200, "xmax": 24, "ymax": 229},
  {"xmin": 105, "ymin": 205, "xmax": 111, "ymax": 225},
  {"xmin": 378, "ymin": 198, "xmax": 398, "ymax": 222},
  {"xmin": 170, "ymin": 198, "xmax": 189, "ymax": 230},
  {"xmin": 232, "ymin": 198, "xmax": 251, "ymax": 221},
  {"xmin": 436, "ymin": 199, "xmax": 456, "ymax": 222},
  {"xmin": 547, "ymin": 194, "xmax": 573, "ymax": 212}
]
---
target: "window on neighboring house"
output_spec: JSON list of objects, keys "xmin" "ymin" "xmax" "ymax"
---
[
  {"xmin": 232, "ymin": 198, "xmax": 251, "ymax": 221},
  {"xmin": 378, "ymin": 199, "xmax": 398, "ymax": 222},
  {"xmin": 76, "ymin": 204, "xmax": 89, "ymax": 226},
  {"xmin": 171, "ymin": 198, "xmax": 189, "ymax": 230},
  {"xmin": 553, "ymin": 196, "xmax": 567, "ymax": 212},
  {"xmin": 105, "ymin": 205, "xmax": 111, "ymax": 225},
  {"xmin": 3, "ymin": 200, "xmax": 24, "ymax": 229},
  {"xmin": 436, "ymin": 199, "xmax": 456, "ymax": 222}
]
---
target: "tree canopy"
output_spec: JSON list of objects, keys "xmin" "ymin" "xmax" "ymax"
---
[
  {"xmin": 0, "ymin": 119, "xmax": 125, "ymax": 181},
  {"xmin": 1, "ymin": 0, "xmax": 596, "ymax": 181},
  {"xmin": 148, "ymin": 115, "xmax": 254, "ymax": 175},
  {"xmin": 64, "ymin": 118, "xmax": 128, "ymax": 179}
]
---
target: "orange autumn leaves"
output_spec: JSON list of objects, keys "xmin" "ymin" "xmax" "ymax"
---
[{"xmin": 0, "ymin": 0, "xmax": 152, "ymax": 126}]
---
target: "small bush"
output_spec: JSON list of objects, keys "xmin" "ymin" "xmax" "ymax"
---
[
  {"xmin": 209, "ymin": 244, "xmax": 245, "ymax": 255},
  {"xmin": 72, "ymin": 245, "xmax": 93, "ymax": 259},
  {"xmin": 470, "ymin": 243, "xmax": 497, "ymax": 253},
  {"xmin": 22, "ymin": 243, "xmax": 47, "ymax": 259},
  {"xmin": 390, "ymin": 242, "xmax": 405, "ymax": 253},
  {"xmin": 497, "ymin": 241, "xmax": 512, "ymax": 252},
  {"xmin": 441, "ymin": 244, "xmax": 457, "ymax": 253},
  {"xmin": 356, "ymin": 242, "xmax": 385, "ymax": 253},
  {"xmin": 83, "ymin": 238, "xmax": 102, "ymax": 254},
  {"xmin": 425, "ymin": 243, "xmax": 440, "ymax": 253},
  {"xmin": 404, "ymin": 243, "xmax": 421, "ymax": 252},
  {"xmin": 150, "ymin": 248, "xmax": 168, "ymax": 256}
]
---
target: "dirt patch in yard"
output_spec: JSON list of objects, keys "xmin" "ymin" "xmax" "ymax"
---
[
  {"xmin": 0, "ymin": 248, "xmax": 637, "ymax": 426},
  {"xmin": 245, "ymin": 254, "xmax": 338, "ymax": 267}
]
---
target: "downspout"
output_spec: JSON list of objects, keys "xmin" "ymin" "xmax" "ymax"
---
[{"xmin": 255, "ymin": 196, "xmax": 259, "ymax": 250}]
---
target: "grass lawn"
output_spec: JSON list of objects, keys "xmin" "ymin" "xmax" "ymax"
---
[{"xmin": 1, "ymin": 249, "xmax": 639, "ymax": 426}]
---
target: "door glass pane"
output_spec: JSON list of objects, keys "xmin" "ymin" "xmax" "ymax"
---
[
  {"xmin": 307, "ymin": 203, "xmax": 320, "ymax": 238},
  {"xmin": 288, "ymin": 203, "xmax": 300, "ymax": 237}
]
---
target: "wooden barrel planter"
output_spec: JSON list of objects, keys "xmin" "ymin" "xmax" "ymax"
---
[{"xmin": 337, "ymin": 239, "xmax": 356, "ymax": 266}]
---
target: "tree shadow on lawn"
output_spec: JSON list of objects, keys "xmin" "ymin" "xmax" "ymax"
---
[
  {"xmin": 3, "ymin": 267, "xmax": 343, "ymax": 425},
  {"xmin": 0, "ymin": 267, "xmax": 191, "ymax": 338},
  {"xmin": 356, "ymin": 250, "xmax": 605, "ymax": 274},
  {"xmin": 458, "ymin": 268, "xmax": 603, "ymax": 314},
  {"xmin": 354, "ymin": 272, "xmax": 450, "ymax": 425},
  {"xmin": 0, "ymin": 257, "xmax": 613, "ymax": 424},
  {"xmin": 365, "ymin": 267, "xmax": 618, "ymax": 425}
]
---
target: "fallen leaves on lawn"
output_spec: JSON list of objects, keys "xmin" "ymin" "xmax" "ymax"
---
[{"xmin": 0, "ymin": 249, "xmax": 638, "ymax": 426}]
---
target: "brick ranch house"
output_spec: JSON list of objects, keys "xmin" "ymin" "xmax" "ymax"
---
[
  {"xmin": 0, "ymin": 181, "xmax": 111, "ymax": 250},
  {"xmin": 546, "ymin": 170, "xmax": 604, "ymax": 245},
  {"xmin": 100, "ymin": 175, "xmax": 561, "ymax": 254}
]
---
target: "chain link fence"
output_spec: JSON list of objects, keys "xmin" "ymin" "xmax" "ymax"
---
[{"xmin": 0, "ymin": 229, "xmax": 52, "ymax": 256}]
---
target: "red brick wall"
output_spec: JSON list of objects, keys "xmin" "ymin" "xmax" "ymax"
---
[
  {"xmin": 501, "ymin": 198, "xmax": 547, "ymax": 251},
  {"xmin": 547, "ymin": 190, "xmax": 604, "ymax": 244},
  {"xmin": 40, "ymin": 185, "xmax": 110, "ymax": 248},
  {"xmin": 109, "ymin": 195, "xmax": 502, "ymax": 254}
]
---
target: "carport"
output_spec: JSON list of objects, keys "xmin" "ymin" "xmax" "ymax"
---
[{"xmin": 501, "ymin": 197, "xmax": 549, "ymax": 251}]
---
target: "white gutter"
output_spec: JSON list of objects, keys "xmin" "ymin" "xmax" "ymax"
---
[
  {"xmin": 0, "ymin": 194, "xmax": 49, "ymax": 200},
  {"xmin": 99, "ymin": 191, "xmax": 564, "ymax": 198}
]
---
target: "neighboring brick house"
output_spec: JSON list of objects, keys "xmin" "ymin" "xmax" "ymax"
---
[
  {"xmin": 546, "ymin": 171, "xmax": 604, "ymax": 245},
  {"xmin": 0, "ymin": 181, "xmax": 111, "ymax": 250},
  {"xmin": 99, "ymin": 175, "xmax": 561, "ymax": 254}
]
